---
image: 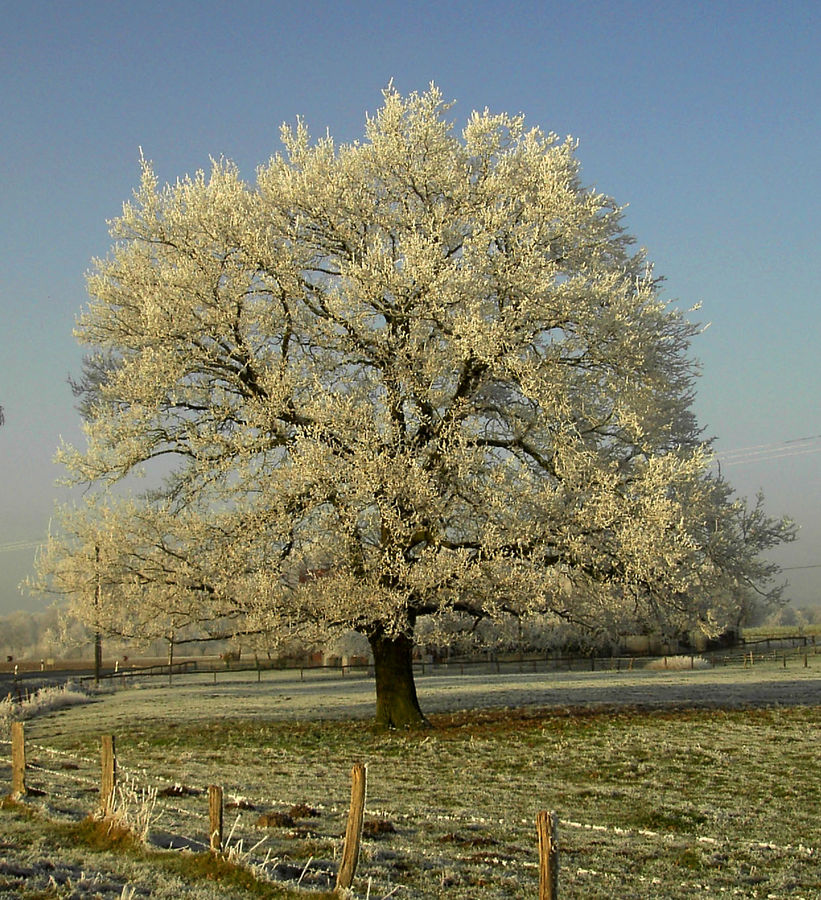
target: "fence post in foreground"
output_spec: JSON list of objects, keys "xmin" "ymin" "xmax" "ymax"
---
[
  {"xmin": 100, "ymin": 735, "xmax": 116, "ymax": 815},
  {"xmin": 11, "ymin": 722, "xmax": 26, "ymax": 799},
  {"xmin": 208, "ymin": 785, "xmax": 224, "ymax": 853},
  {"xmin": 537, "ymin": 810, "xmax": 559, "ymax": 900},
  {"xmin": 336, "ymin": 763, "xmax": 367, "ymax": 891}
]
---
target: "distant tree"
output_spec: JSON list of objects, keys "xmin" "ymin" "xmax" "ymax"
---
[
  {"xmin": 40, "ymin": 87, "xmax": 795, "ymax": 727},
  {"xmin": 0, "ymin": 610, "xmax": 38, "ymax": 658}
]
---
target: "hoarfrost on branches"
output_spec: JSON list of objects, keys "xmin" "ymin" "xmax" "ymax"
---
[{"xmin": 37, "ymin": 86, "xmax": 794, "ymax": 725}]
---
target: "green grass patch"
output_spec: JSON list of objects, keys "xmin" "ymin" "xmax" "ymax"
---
[{"xmin": 742, "ymin": 624, "xmax": 821, "ymax": 638}]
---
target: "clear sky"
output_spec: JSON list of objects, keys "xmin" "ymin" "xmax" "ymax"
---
[{"xmin": 1, "ymin": 0, "xmax": 819, "ymax": 616}]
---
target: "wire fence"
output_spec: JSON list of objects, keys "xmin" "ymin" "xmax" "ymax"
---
[
  {"xmin": 79, "ymin": 641, "xmax": 820, "ymax": 689},
  {"xmin": 2, "ymin": 641, "xmax": 819, "ymax": 896},
  {"xmin": 2, "ymin": 727, "xmax": 341, "ymax": 889},
  {"xmin": 2, "ymin": 712, "xmax": 818, "ymax": 899},
  {"xmin": 2, "ymin": 640, "xmax": 818, "ymax": 714},
  {"xmin": 1, "ymin": 628, "xmax": 817, "ymax": 691}
]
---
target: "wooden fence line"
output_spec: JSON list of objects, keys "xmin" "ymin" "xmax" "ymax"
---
[
  {"xmin": 3, "ymin": 640, "xmax": 814, "ymax": 698},
  {"xmin": 98, "ymin": 647, "xmax": 812, "ymax": 689},
  {"xmin": 5, "ymin": 727, "xmax": 812, "ymax": 859},
  {"xmin": 5, "ymin": 728, "xmax": 559, "ymax": 896}
]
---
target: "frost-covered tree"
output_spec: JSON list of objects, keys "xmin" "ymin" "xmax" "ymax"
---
[
  {"xmin": 33, "ymin": 497, "xmax": 258, "ymax": 655},
  {"xmin": 42, "ymin": 87, "xmax": 794, "ymax": 726}
]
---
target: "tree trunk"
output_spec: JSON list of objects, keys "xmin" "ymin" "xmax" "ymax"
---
[{"xmin": 367, "ymin": 628, "xmax": 429, "ymax": 729}]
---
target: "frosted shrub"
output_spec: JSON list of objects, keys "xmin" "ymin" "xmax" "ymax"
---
[
  {"xmin": 0, "ymin": 695, "xmax": 11, "ymax": 735},
  {"xmin": 0, "ymin": 681, "xmax": 93, "ymax": 735},
  {"xmin": 645, "ymin": 655, "xmax": 712, "ymax": 671}
]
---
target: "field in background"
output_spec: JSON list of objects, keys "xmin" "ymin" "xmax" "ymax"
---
[
  {"xmin": 742, "ymin": 624, "xmax": 821, "ymax": 638},
  {"xmin": 2, "ymin": 661, "xmax": 820, "ymax": 898}
]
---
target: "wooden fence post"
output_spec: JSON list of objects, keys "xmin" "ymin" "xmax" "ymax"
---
[
  {"xmin": 537, "ymin": 810, "xmax": 559, "ymax": 900},
  {"xmin": 100, "ymin": 735, "xmax": 116, "ymax": 815},
  {"xmin": 336, "ymin": 763, "xmax": 367, "ymax": 892},
  {"xmin": 208, "ymin": 785, "xmax": 224, "ymax": 853},
  {"xmin": 11, "ymin": 722, "xmax": 26, "ymax": 799}
]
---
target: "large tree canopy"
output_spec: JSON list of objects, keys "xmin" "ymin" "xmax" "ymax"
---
[{"xmin": 41, "ymin": 87, "xmax": 794, "ymax": 726}]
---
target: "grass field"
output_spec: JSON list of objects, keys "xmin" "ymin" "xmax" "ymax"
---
[
  {"xmin": 2, "ymin": 662, "xmax": 819, "ymax": 898},
  {"xmin": 742, "ymin": 624, "xmax": 821, "ymax": 639}
]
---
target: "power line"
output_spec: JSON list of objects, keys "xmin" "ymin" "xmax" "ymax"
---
[
  {"xmin": 715, "ymin": 434, "xmax": 821, "ymax": 457},
  {"xmin": 0, "ymin": 540, "xmax": 43, "ymax": 554},
  {"xmin": 712, "ymin": 434, "xmax": 821, "ymax": 467},
  {"xmin": 719, "ymin": 447, "xmax": 821, "ymax": 467}
]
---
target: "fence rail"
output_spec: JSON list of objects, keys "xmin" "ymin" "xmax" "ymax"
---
[
  {"xmin": 93, "ymin": 643, "xmax": 819, "ymax": 684},
  {"xmin": 2, "ymin": 641, "xmax": 818, "ymax": 699},
  {"xmin": 739, "ymin": 632, "xmax": 816, "ymax": 648},
  {"xmin": 1, "ymin": 628, "xmax": 817, "ymax": 680}
]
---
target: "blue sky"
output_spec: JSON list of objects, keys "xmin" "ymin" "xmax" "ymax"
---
[{"xmin": 1, "ymin": 0, "xmax": 819, "ymax": 615}]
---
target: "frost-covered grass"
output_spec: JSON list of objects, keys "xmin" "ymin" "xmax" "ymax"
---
[
  {"xmin": 104, "ymin": 774, "xmax": 161, "ymax": 845},
  {"xmin": 0, "ymin": 796, "xmax": 332, "ymax": 898},
  {"xmin": 0, "ymin": 680, "xmax": 93, "ymax": 736},
  {"xmin": 3, "ymin": 662, "xmax": 820, "ymax": 898}
]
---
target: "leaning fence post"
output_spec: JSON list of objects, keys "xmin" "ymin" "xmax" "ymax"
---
[
  {"xmin": 11, "ymin": 722, "xmax": 26, "ymax": 799},
  {"xmin": 336, "ymin": 763, "xmax": 367, "ymax": 891},
  {"xmin": 208, "ymin": 784, "xmax": 224, "ymax": 853},
  {"xmin": 537, "ymin": 810, "xmax": 559, "ymax": 900},
  {"xmin": 100, "ymin": 735, "xmax": 116, "ymax": 815}
]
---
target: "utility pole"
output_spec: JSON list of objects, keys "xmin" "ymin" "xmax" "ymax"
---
[{"xmin": 94, "ymin": 544, "xmax": 102, "ymax": 685}]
